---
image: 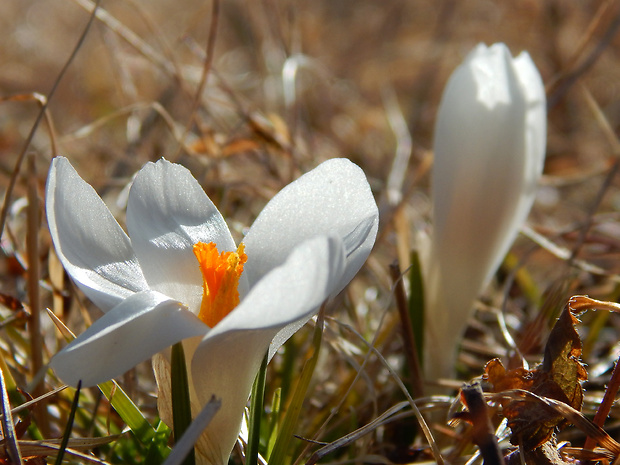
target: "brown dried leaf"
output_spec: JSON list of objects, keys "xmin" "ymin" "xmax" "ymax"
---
[
  {"xmin": 0, "ymin": 293, "xmax": 24, "ymax": 312},
  {"xmin": 483, "ymin": 296, "xmax": 589, "ymax": 449}
]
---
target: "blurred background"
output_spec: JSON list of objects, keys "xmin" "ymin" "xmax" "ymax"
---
[{"xmin": 3, "ymin": 0, "xmax": 620, "ymax": 462}]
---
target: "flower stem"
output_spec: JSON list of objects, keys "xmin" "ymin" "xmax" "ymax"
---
[
  {"xmin": 171, "ymin": 342, "xmax": 195, "ymax": 465},
  {"xmin": 247, "ymin": 352, "xmax": 268, "ymax": 465}
]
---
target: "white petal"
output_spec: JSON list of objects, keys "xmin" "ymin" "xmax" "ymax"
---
[
  {"xmin": 187, "ymin": 235, "xmax": 345, "ymax": 465},
  {"xmin": 45, "ymin": 157, "xmax": 148, "ymax": 312},
  {"xmin": 513, "ymin": 50, "xmax": 547, "ymax": 224},
  {"xmin": 50, "ymin": 290, "xmax": 208, "ymax": 387},
  {"xmin": 162, "ymin": 397, "xmax": 221, "ymax": 465},
  {"xmin": 426, "ymin": 43, "xmax": 546, "ymax": 379},
  {"xmin": 243, "ymin": 158, "xmax": 378, "ymax": 295},
  {"xmin": 126, "ymin": 159, "xmax": 238, "ymax": 313}
]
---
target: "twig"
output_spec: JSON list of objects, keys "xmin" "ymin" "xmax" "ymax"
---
[
  {"xmin": 548, "ymin": 8, "xmax": 620, "ymax": 108},
  {"xmin": 70, "ymin": 0, "xmax": 174, "ymax": 75},
  {"xmin": 0, "ymin": 0, "xmax": 101, "ymax": 241},
  {"xmin": 0, "ymin": 93, "xmax": 58, "ymax": 157},
  {"xmin": 570, "ymin": 159, "xmax": 620, "ymax": 266},
  {"xmin": 171, "ymin": 0, "xmax": 220, "ymax": 161},
  {"xmin": 584, "ymin": 353, "xmax": 620, "ymax": 451},
  {"xmin": 26, "ymin": 154, "xmax": 49, "ymax": 437},
  {"xmin": 460, "ymin": 383, "xmax": 505, "ymax": 465}
]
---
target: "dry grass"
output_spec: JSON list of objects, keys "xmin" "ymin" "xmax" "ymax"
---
[{"xmin": 3, "ymin": 0, "xmax": 620, "ymax": 463}]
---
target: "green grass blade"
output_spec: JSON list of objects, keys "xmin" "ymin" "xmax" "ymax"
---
[
  {"xmin": 269, "ymin": 311, "xmax": 324, "ymax": 465},
  {"xmin": 171, "ymin": 342, "xmax": 195, "ymax": 465},
  {"xmin": 247, "ymin": 352, "xmax": 268, "ymax": 465},
  {"xmin": 98, "ymin": 380, "xmax": 158, "ymax": 444},
  {"xmin": 266, "ymin": 387, "xmax": 281, "ymax": 459},
  {"xmin": 408, "ymin": 251, "xmax": 425, "ymax": 367},
  {"xmin": 54, "ymin": 381, "xmax": 81, "ymax": 465},
  {"xmin": 144, "ymin": 421, "xmax": 173, "ymax": 464}
]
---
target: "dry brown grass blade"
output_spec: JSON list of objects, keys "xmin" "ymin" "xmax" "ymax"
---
[
  {"xmin": 548, "ymin": 5, "xmax": 620, "ymax": 107},
  {"xmin": 581, "ymin": 86, "xmax": 620, "ymax": 156},
  {"xmin": 48, "ymin": 248, "xmax": 65, "ymax": 319},
  {"xmin": 0, "ymin": 0, "xmax": 101, "ymax": 241},
  {"xmin": 546, "ymin": 0, "xmax": 617, "ymax": 93},
  {"xmin": 304, "ymin": 401, "xmax": 410, "ymax": 465},
  {"xmin": 567, "ymin": 158, "xmax": 620, "ymax": 268},
  {"xmin": 46, "ymin": 308, "xmax": 76, "ymax": 340},
  {"xmin": 59, "ymin": 102, "xmax": 194, "ymax": 154},
  {"xmin": 0, "ymin": 436, "xmax": 118, "ymax": 465},
  {"xmin": 26, "ymin": 153, "xmax": 48, "ymax": 437},
  {"xmin": 520, "ymin": 225, "xmax": 618, "ymax": 279},
  {"xmin": 0, "ymin": 385, "xmax": 67, "ymax": 420},
  {"xmin": 333, "ymin": 320, "xmax": 445, "ymax": 465},
  {"xmin": 70, "ymin": 0, "xmax": 174, "ymax": 76},
  {"xmin": 0, "ymin": 93, "xmax": 57, "ymax": 157},
  {"xmin": 0, "ymin": 437, "xmax": 119, "ymax": 464},
  {"xmin": 171, "ymin": 0, "xmax": 220, "ymax": 162}
]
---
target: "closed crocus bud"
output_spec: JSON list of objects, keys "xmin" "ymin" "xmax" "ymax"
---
[{"xmin": 423, "ymin": 43, "xmax": 546, "ymax": 381}]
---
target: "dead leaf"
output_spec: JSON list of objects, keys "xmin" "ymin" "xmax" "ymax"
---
[{"xmin": 483, "ymin": 296, "xmax": 588, "ymax": 449}]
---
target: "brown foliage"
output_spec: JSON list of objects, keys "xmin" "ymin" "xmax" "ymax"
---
[{"xmin": 483, "ymin": 296, "xmax": 589, "ymax": 449}]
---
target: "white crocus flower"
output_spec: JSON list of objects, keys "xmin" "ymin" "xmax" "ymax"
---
[
  {"xmin": 423, "ymin": 43, "xmax": 546, "ymax": 381},
  {"xmin": 46, "ymin": 156, "xmax": 378, "ymax": 465}
]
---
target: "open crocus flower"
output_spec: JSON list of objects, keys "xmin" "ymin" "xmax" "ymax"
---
[
  {"xmin": 422, "ymin": 43, "xmax": 546, "ymax": 381},
  {"xmin": 46, "ymin": 156, "xmax": 378, "ymax": 465}
]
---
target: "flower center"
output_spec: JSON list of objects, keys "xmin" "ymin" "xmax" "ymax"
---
[{"xmin": 193, "ymin": 242, "xmax": 247, "ymax": 328}]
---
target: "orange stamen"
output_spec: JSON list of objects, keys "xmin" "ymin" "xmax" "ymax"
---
[{"xmin": 193, "ymin": 242, "xmax": 247, "ymax": 327}]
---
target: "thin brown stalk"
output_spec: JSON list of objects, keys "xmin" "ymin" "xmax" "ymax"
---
[
  {"xmin": 171, "ymin": 0, "xmax": 220, "ymax": 162},
  {"xmin": 461, "ymin": 383, "xmax": 505, "ymax": 465},
  {"xmin": 26, "ymin": 154, "xmax": 49, "ymax": 437},
  {"xmin": 548, "ymin": 8, "xmax": 620, "ymax": 107},
  {"xmin": 71, "ymin": 0, "xmax": 174, "ymax": 75},
  {"xmin": 568, "ymin": 159, "xmax": 620, "ymax": 266},
  {"xmin": 389, "ymin": 260, "xmax": 424, "ymax": 399},
  {"xmin": 0, "ymin": 0, "xmax": 101, "ymax": 241},
  {"xmin": 0, "ymin": 93, "xmax": 58, "ymax": 157},
  {"xmin": 584, "ymin": 357, "xmax": 620, "ymax": 451}
]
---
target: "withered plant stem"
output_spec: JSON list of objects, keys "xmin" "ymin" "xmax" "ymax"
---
[
  {"xmin": 461, "ymin": 383, "xmax": 505, "ymax": 465},
  {"xmin": 0, "ymin": 0, "xmax": 101, "ymax": 241},
  {"xmin": 172, "ymin": 0, "xmax": 220, "ymax": 162},
  {"xmin": 568, "ymin": 159, "xmax": 620, "ymax": 267},
  {"xmin": 584, "ymin": 356, "xmax": 620, "ymax": 452},
  {"xmin": 26, "ymin": 154, "xmax": 49, "ymax": 437},
  {"xmin": 548, "ymin": 7, "xmax": 620, "ymax": 108},
  {"xmin": 389, "ymin": 260, "xmax": 424, "ymax": 399}
]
